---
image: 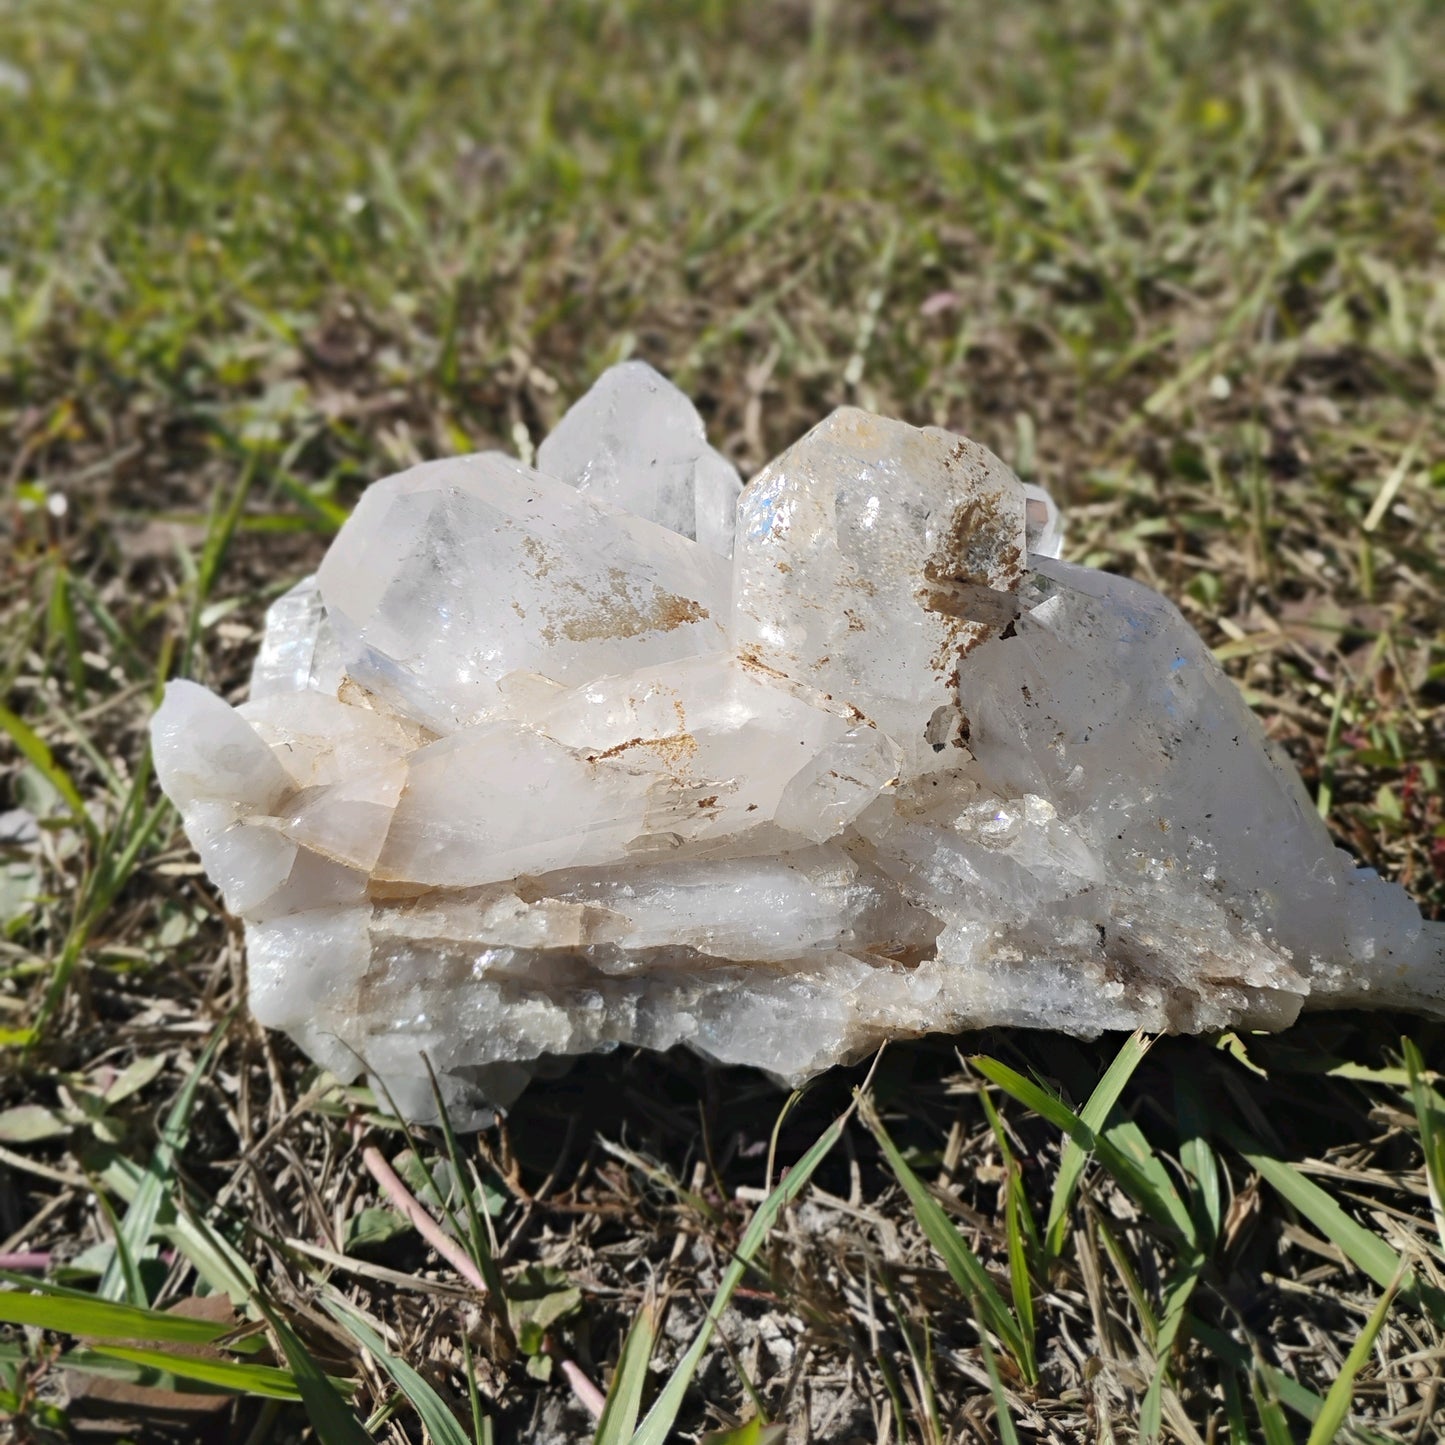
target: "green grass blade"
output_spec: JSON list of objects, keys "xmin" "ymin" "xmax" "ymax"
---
[
  {"xmin": 258, "ymin": 1298, "xmax": 374, "ymax": 1445},
  {"xmin": 177, "ymin": 450, "xmax": 259, "ymax": 678},
  {"xmin": 1138, "ymin": 1255, "xmax": 1204, "ymax": 1442},
  {"xmin": 974, "ymin": 1081, "xmax": 1040, "ymax": 1376},
  {"xmin": 462, "ymin": 1331, "xmax": 493, "ymax": 1445},
  {"xmin": 61, "ymin": 567, "xmax": 150, "ymax": 681},
  {"xmin": 196, "ymin": 454, "xmax": 258, "ymax": 601},
  {"xmin": 1093, "ymin": 1216, "xmax": 1158, "ymax": 1347},
  {"xmin": 99, "ymin": 1015, "xmax": 231, "ymax": 1303},
  {"xmin": 886, "ymin": 1281, "xmax": 942, "ymax": 1444},
  {"xmin": 861, "ymin": 1097, "xmax": 1033, "ymax": 1381},
  {"xmin": 972, "ymin": 1055, "xmax": 1191, "ymax": 1245},
  {"xmin": 88, "ymin": 1343, "xmax": 302, "ymax": 1401},
  {"xmin": 1174, "ymin": 1073, "xmax": 1223, "ymax": 1249},
  {"xmin": 167, "ymin": 1198, "xmax": 257, "ymax": 1306},
  {"xmin": 1003, "ymin": 1168, "xmax": 1036, "ymax": 1384},
  {"xmin": 84, "ymin": 753, "xmax": 168, "ymax": 918},
  {"xmin": 1251, "ymin": 1372, "xmax": 1295, "ymax": 1445},
  {"xmin": 0, "ymin": 1269, "xmax": 122, "ymax": 1301},
  {"xmin": 1103, "ymin": 1119, "xmax": 1196, "ymax": 1246},
  {"xmin": 58, "ymin": 1345, "xmax": 238, "ymax": 1395},
  {"xmin": 599, "ymin": 1138, "xmax": 721, "ymax": 1225},
  {"xmin": 35, "ymin": 747, "xmax": 171, "ymax": 1033},
  {"xmin": 46, "ymin": 560, "xmax": 87, "ymax": 704},
  {"xmin": 975, "ymin": 1318, "xmax": 1022, "ymax": 1445},
  {"xmin": 593, "ymin": 1297, "xmax": 659, "ymax": 1445},
  {"xmin": 423, "ymin": 1053, "xmax": 506, "ymax": 1301},
  {"xmin": 861, "ymin": 1261, "xmax": 910, "ymax": 1445},
  {"xmin": 93, "ymin": 1188, "xmax": 147, "ymax": 1307},
  {"xmin": 1401, "ymin": 1036, "xmax": 1445, "ymax": 1253},
  {"xmin": 628, "ymin": 1102, "xmax": 850, "ymax": 1445},
  {"xmin": 1229, "ymin": 1129, "xmax": 1445, "ymax": 1324},
  {"xmin": 1306, "ymin": 1271, "xmax": 1402, "ymax": 1445},
  {"xmin": 95, "ymin": 1153, "xmax": 257, "ymax": 1303},
  {"xmin": 1191, "ymin": 1321, "xmax": 1327, "ymax": 1424},
  {"xmin": 1044, "ymin": 1031, "xmax": 1151, "ymax": 1257},
  {"xmin": 0, "ymin": 703, "xmax": 95, "ymax": 844},
  {"xmin": 1222, "ymin": 1373, "xmax": 1250, "ymax": 1445},
  {"xmin": 0, "ymin": 1288, "xmax": 235, "ymax": 1344},
  {"xmin": 40, "ymin": 694, "xmax": 124, "ymax": 800},
  {"xmin": 322, "ymin": 1293, "xmax": 472, "ymax": 1445}
]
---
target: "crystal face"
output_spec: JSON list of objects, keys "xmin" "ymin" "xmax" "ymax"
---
[{"xmin": 151, "ymin": 361, "xmax": 1445, "ymax": 1123}]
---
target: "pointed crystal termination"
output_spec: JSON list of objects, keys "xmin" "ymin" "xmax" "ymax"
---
[
  {"xmin": 150, "ymin": 363, "xmax": 1445, "ymax": 1124},
  {"xmin": 537, "ymin": 360, "xmax": 743, "ymax": 558}
]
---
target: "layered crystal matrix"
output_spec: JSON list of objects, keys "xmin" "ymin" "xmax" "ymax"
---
[{"xmin": 152, "ymin": 362, "xmax": 1445, "ymax": 1122}]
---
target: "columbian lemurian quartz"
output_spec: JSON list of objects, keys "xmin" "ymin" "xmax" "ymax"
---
[{"xmin": 152, "ymin": 362, "xmax": 1445, "ymax": 1122}]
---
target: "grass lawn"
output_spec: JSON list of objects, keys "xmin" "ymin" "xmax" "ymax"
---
[{"xmin": 2, "ymin": 0, "xmax": 1444, "ymax": 1439}]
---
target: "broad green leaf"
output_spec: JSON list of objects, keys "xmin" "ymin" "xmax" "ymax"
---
[
  {"xmin": 0, "ymin": 1104, "xmax": 70, "ymax": 1143},
  {"xmin": 101, "ymin": 1052, "xmax": 168, "ymax": 1106},
  {"xmin": 507, "ymin": 1265, "xmax": 583, "ymax": 1336},
  {"xmin": 341, "ymin": 1208, "xmax": 412, "ymax": 1255}
]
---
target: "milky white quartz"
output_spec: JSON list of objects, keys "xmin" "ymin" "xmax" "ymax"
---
[{"xmin": 151, "ymin": 362, "xmax": 1445, "ymax": 1123}]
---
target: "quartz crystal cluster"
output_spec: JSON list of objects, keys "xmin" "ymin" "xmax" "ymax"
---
[{"xmin": 152, "ymin": 362, "xmax": 1445, "ymax": 1122}]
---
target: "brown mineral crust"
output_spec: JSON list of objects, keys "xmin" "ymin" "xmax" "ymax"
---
[
  {"xmin": 917, "ymin": 483, "xmax": 1026, "ymax": 689},
  {"xmin": 540, "ymin": 566, "xmax": 712, "ymax": 645}
]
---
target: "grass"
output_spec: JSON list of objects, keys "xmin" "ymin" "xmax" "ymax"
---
[{"xmin": 1, "ymin": 0, "xmax": 1444, "ymax": 1439}]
